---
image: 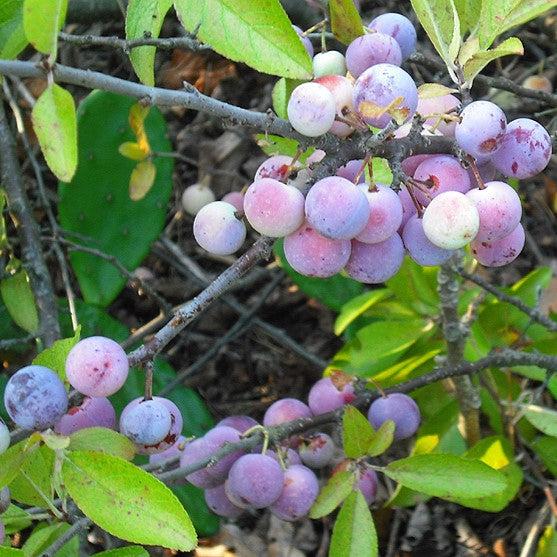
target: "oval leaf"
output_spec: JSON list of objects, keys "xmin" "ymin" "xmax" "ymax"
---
[
  {"xmin": 0, "ymin": 269, "xmax": 38, "ymax": 333},
  {"xmin": 309, "ymin": 470, "xmax": 355, "ymax": 519},
  {"xmin": 329, "ymin": 0, "xmax": 364, "ymax": 45},
  {"xmin": 173, "ymin": 0, "xmax": 312, "ymax": 79},
  {"xmin": 329, "ymin": 490, "xmax": 378, "ymax": 557},
  {"xmin": 523, "ymin": 404, "xmax": 557, "ymax": 437},
  {"xmin": 384, "ymin": 453, "xmax": 507, "ymax": 502},
  {"xmin": 69, "ymin": 428, "xmax": 136, "ymax": 460},
  {"xmin": 343, "ymin": 405, "xmax": 374, "ymax": 459},
  {"xmin": 62, "ymin": 451, "xmax": 196, "ymax": 550},
  {"xmin": 32, "ymin": 326, "xmax": 80, "ymax": 381},
  {"xmin": 129, "ymin": 160, "xmax": 156, "ymax": 201},
  {"xmin": 417, "ymin": 83, "xmax": 459, "ymax": 99},
  {"xmin": 126, "ymin": 0, "xmax": 173, "ymax": 86},
  {"xmin": 23, "ymin": 0, "xmax": 67, "ymax": 55},
  {"xmin": 32, "ymin": 83, "xmax": 78, "ymax": 182},
  {"xmin": 0, "ymin": 0, "xmax": 28, "ymax": 59},
  {"xmin": 367, "ymin": 420, "xmax": 395, "ymax": 457},
  {"xmin": 96, "ymin": 547, "xmax": 149, "ymax": 556}
]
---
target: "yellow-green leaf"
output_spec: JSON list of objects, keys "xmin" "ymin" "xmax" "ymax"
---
[
  {"xmin": 463, "ymin": 37, "xmax": 524, "ymax": 84},
  {"xmin": 174, "ymin": 0, "xmax": 312, "ymax": 79},
  {"xmin": 309, "ymin": 470, "xmax": 355, "ymax": 519},
  {"xmin": 129, "ymin": 160, "xmax": 156, "ymax": 201},
  {"xmin": 537, "ymin": 526, "xmax": 557, "ymax": 557},
  {"xmin": 329, "ymin": 0, "xmax": 365, "ymax": 45},
  {"xmin": 343, "ymin": 405, "xmax": 374, "ymax": 458},
  {"xmin": 0, "ymin": 0, "xmax": 27, "ymax": 59},
  {"xmin": 62, "ymin": 451, "xmax": 196, "ymax": 550},
  {"xmin": 126, "ymin": 0, "xmax": 173, "ymax": 86},
  {"xmin": 32, "ymin": 326, "xmax": 80, "ymax": 381},
  {"xmin": 31, "ymin": 83, "xmax": 78, "ymax": 182},
  {"xmin": 417, "ymin": 83, "xmax": 459, "ymax": 99},
  {"xmin": 23, "ymin": 0, "xmax": 67, "ymax": 56},
  {"xmin": 523, "ymin": 404, "xmax": 557, "ymax": 437},
  {"xmin": 0, "ymin": 269, "xmax": 38, "ymax": 333},
  {"xmin": 119, "ymin": 142, "xmax": 147, "ymax": 161},
  {"xmin": 367, "ymin": 420, "xmax": 395, "ymax": 457},
  {"xmin": 69, "ymin": 427, "xmax": 136, "ymax": 460}
]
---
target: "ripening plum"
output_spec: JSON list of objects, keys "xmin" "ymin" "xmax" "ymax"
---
[
  {"xmin": 368, "ymin": 393, "xmax": 421, "ymax": 440},
  {"xmin": 455, "ymin": 101, "xmax": 507, "ymax": 160},
  {"xmin": 263, "ymin": 398, "xmax": 312, "ymax": 427},
  {"xmin": 491, "ymin": 118, "xmax": 552, "ymax": 179},
  {"xmin": 120, "ymin": 398, "xmax": 172, "ymax": 447},
  {"xmin": 244, "ymin": 178, "xmax": 305, "ymax": 237},
  {"xmin": 55, "ymin": 396, "xmax": 116, "ymax": 435},
  {"xmin": 314, "ymin": 75, "xmax": 354, "ymax": 137},
  {"xmin": 298, "ymin": 433, "xmax": 335, "ymax": 468},
  {"xmin": 305, "ymin": 176, "xmax": 369, "ymax": 240},
  {"xmin": 66, "ymin": 336, "xmax": 129, "ymax": 398},
  {"xmin": 345, "ymin": 33, "xmax": 402, "ymax": 78},
  {"xmin": 148, "ymin": 435, "xmax": 187, "ymax": 466},
  {"xmin": 398, "ymin": 185, "xmax": 417, "ymax": 231},
  {"xmin": 353, "ymin": 64, "xmax": 418, "ymax": 128},
  {"xmin": 402, "ymin": 215, "xmax": 454, "ymax": 266},
  {"xmin": 193, "ymin": 201, "xmax": 246, "ymax": 255},
  {"xmin": 308, "ymin": 376, "xmax": 355, "ymax": 415},
  {"xmin": 255, "ymin": 155, "xmax": 300, "ymax": 182},
  {"xmin": 345, "ymin": 235, "xmax": 405, "ymax": 284},
  {"xmin": 4, "ymin": 366, "xmax": 68, "ymax": 431},
  {"xmin": 336, "ymin": 159, "xmax": 365, "ymax": 183},
  {"xmin": 416, "ymin": 94, "xmax": 460, "ymax": 136},
  {"xmin": 284, "ymin": 225, "xmax": 351, "ymax": 278},
  {"xmin": 222, "ymin": 191, "xmax": 245, "ymax": 215},
  {"xmin": 293, "ymin": 25, "xmax": 314, "ymax": 58},
  {"xmin": 466, "ymin": 181, "xmax": 522, "ymax": 242},
  {"xmin": 401, "ymin": 154, "xmax": 433, "ymax": 176},
  {"xmin": 287, "ymin": 82, "xmax": 336, "ymax": 137},
  {"xmin": 205, "ymin": 484, "xmax": 244, "ymax": 518},
  {"xmin": 266, "ymin": 446, "xmax": 302, "ymax": 467},
  {"xmin": 0, "ymin": 487, "xmax": 10, "ymax": 514},
  {"xmin": 413, "ymin": 155, "xmax": 471, "ymax": 206},
  {"xmin": 217, "ymin": 415, "xmax": 258, "ymax": 433},
  {"xmin": 181, "ymin": 183, "xmax": 215, "ymax": 216},
  {"xmin": 471, "ymin": 223, "xmax": 525, "ymax": 267},
  {"xmin": 313, "ymin": 50, "xmax": 346, "ymax": 77},
  {"xmin": 0, "ymin": 420, "xmax": 9, "ymax": 455},
  {"xmin": 203, "ymin": 426, "xmax": 244, "ymax": 482},
  {"xmin": 226, "ymin": 454, "xmax": 285, "ymax": 508},
  {"xmin": 356, "ymin": 184, "xmax": 403, "ymax": 244},
  {"xmin": 269, "ymin": 465, "xmax": 319, "ymax": 521},
  {"xmin": 368, "ymin": 12, "xmax": 417, "ymax": 60},
  {"xmin": 422, "ymin": 191, "xmax": 479, "ymax": 249},
  {"xmin": 358, "ymin": 467, "xmax": 379, "ymax": 505},
  {"xmin": 181, "ymin": 438, "xmax": 222, "ymax": 489}
]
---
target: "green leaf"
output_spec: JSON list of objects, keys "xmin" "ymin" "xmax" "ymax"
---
[
  {"xmin": 23, "ymin": 0, "xmax": 67, "ymax": 56},
  {"xmin": 0, "ymin": 438, "xmax": 39, "ymax": 490},
  {"xmin": 96, "ymin": 548, "xmax": 149, "ymax": 557},
  {"xmin": 410, "ymin": 0, "xmax": 460, "ymax": 78},
  {"xmin": 174, "ymin": 0, "xmax": 312, "ymax": 79},
  {"xmin": 367, "ymin": 157, "xmax": 393, "ymax": 186},
  {"xmin": 342, "ymin": 405, "xmax": 375, "ymax": 458},
  {"xmin": 457, "ymin": 436, "xmax": 522, "ymax": 512},
  {"xmin": 126, "ymin": 0, "xmax": 173, "ymax": 86},
  {"xmin": 0, "ymin": 269, "xmax": 39, "ymax": 333},
  {"xmin": 329, "ymin": 490, "xmax": 378, "ymax": 557},
  {"xmin": 478, "ymin": 0, "xmax": 557, "ymax": 50},
  {"xmin": 2, "ymin": 505, "xmax": 32, "ymax": 535},
  {"xmin": 537, "ymin": 526, "xmax": 557, "ymax": 557},
  {"xmin": 463, "ymin": 37, "xmax": 524, "ymax": 84},
  {"xmin": 0, "ymin": 0, "xmax": 27, "ymax": 59},
  {"xmin": 58, "ymin": 91, "xmax": 173, "ymax": 306},
  {"xmin": 532, "ymin": 436, "xmax": 557, "ymax": 476},
  {"xmin": 272, "ymin": 77, "xmax": 304, "ymax": 119},
  {"xmin": 523, "ymin": 404, "xmax": 557, "ymax": 437},
  {"xmin": 32, "ymin": 84, "xmax": 77, "ymax": 182},
  {"xmin": 9, "ymin": 445, "xmax": 55, "ymax": 507},
  {"xmin": 32, "ymin": 327, "xmax": 80, "ymax": 381},
  {"xmin": 384, "ymin": 454, "xmax": 507, "ymax": 503},
  {"xmin": 309, "ymin": 470, "xmax": 355, "ymax": 519},
  {"xmin": 171, "ymin": 484, "xmax": 220, "ymax": 538},
  {"xmin": 0, "ymin": 549, "xmax": 25, "ymax": 556},
  {"xmin": 69, "ymin": 427, "xmax": 136, "ymax": 460},
  {"xmin": 335, "ymin": 290, "xmax": 390, "ymax": 335},
  {"xmin": 62, "ymin": 451, "xmax": 196, "ymax": 550},
  {"xmin": 329, "ymin": 0, "xmax": 364, "ymax": 45},
  {"xmin": 453, "ymin": 0, "xmax": 481, "ymax": 34},
  {"xmin": 367, "ymin": 420, "xmax": 395, "ymax": 457},
  {"xmin": 22, "ymin": 522, "xmax": 78, "ymax": 557},
  {"xmin": 274, "ymin": 239, "xmax": 364, "ymax": 311}
]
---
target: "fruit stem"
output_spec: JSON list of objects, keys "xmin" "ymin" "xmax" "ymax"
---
[
  {"xmin": 302, "ymin": 19, "xmax": 327, "ymax": 36},
  {"xmin": 466, "ymin": 155, "xmax": 486, "ymax": 189},
  {"xmin": 368, "ymin": 377, "xmax": 386, "ymax": 398},
  {"xmin": 144, "ymin": 360, "xmax": 154, "ymax": 400},
  {"xmin": 405, "ymin": 181, "xmax": 424, "ymax": 217}
]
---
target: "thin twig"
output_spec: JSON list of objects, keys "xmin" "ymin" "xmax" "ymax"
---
[{"xmin": 42, "ymin": 517, "xmax": 90, "ymax": 557}]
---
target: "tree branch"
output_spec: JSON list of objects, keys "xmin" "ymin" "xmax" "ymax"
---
[{"xmin": 0, "ymin": 92, "xmax": 60, "ymax": 346}]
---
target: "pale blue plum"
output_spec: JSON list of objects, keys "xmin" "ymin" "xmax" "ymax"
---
[
  {"xmin": 368, "ymin": 13, "xmax": 417, "ymax": 60},
  {"xmin": 287, "ymin": 82, "xmax": 336, "ymax": 137},
  {"xmin": 368, "ymin": 393, "xmax": 421, "ymax": 440},
  {"xmin": 345, "ymin": 235, "xmax": 405, "ymax": 284},
  {"xmin": 284, "ymin": 225, "xmax": 351, "ymax": 278},
  {"xmin": 353, "ymin": 64, "xmax": 418, "ymax": 128},
  {"xmin": 0, "ymin": 420, "xmax": 9, "ymax": 455},
  {"xmin": 402, "ymin": 215, "xmax": 454, "ymax": 266},
  {"xmin": 346, "ymin": 33, "xmax": 402, "ymax": 78},
  {"xmin": 314, "ymin": 75, "xmax": 354, "ymax": 137},
  {"xmin": 305, "ymin": 176, "xmax": 369, "ymax": 239},
  {"xmin": 120, "ymin": 398, "xmax": 172, "ymax": 446},
  {"xmin": 4, "ymin": 366, "xmax": 68, "ymax": 431}
]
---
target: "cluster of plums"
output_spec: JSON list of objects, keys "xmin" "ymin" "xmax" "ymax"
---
[{"xmin": 180, "ymin": 12, "xmax": 551, "ymax": 281}]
